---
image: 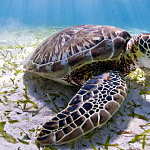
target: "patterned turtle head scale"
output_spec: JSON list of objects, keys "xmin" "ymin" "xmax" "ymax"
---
[{"xmin": 138, "ymin": 34, "xmax": 150, "ymax": 58}]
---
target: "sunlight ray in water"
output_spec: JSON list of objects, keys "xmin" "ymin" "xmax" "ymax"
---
[
  {"xmin": 0, "ymin": 0, "xmax": 150, "ymax": 149},
  {"xmin": 0, "ymin": 0, "xmax": 150, "ymax": 30}
]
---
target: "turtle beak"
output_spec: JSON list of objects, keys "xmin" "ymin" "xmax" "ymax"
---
[{"xmin": 138, "ymin": 34, "xmax": 150, "ymax": 68}]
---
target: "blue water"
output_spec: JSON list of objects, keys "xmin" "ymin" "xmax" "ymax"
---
[{"xmin": 0, "ymin": 0, "xmax": 150, "ymax": 30}]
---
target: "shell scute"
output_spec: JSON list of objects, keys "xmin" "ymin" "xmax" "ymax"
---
[{"xmin": 25, "ymin": 25, "xmax": 131, "ymax": 84}]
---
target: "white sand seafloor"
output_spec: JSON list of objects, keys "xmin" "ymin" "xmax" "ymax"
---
[{"xmin": 0, "ymin": 27, "xmax": 150, "ymax": 150}]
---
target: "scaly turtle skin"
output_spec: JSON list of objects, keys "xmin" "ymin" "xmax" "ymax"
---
[{"xmin": 24, "ymin": 25, "xmax": 150, "ymax": 145}]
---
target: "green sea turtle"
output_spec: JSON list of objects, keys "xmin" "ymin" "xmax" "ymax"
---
[{"xmin": 24, "ymin": 25, "xmax": 150, "ymax": 146}]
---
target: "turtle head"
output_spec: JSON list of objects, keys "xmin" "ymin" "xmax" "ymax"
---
[
  {"xmin": 127, "ymin": 34, "xmax": 150, "ymax": 68},
  {"xmin": 137, "ymin": 34, "xmax": 150, "ymax": 68},
  {"xmin": 138, "ymin": 34, "xmax": 150, "ymax": 58}
]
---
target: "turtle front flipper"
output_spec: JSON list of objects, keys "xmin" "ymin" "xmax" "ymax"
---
[{"xmin": 37, "ymin": 71, "xmax": 127, "ymax": 146}]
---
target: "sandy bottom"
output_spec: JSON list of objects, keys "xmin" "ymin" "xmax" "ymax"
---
[{"xmin": 0, "ymin": 27, "xmax": 150, "ymax": 150}]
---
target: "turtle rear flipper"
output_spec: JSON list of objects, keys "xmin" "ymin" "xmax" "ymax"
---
[{"xmin": 37, "ymin": 71, "xmax": 127, "ymax": 145}]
